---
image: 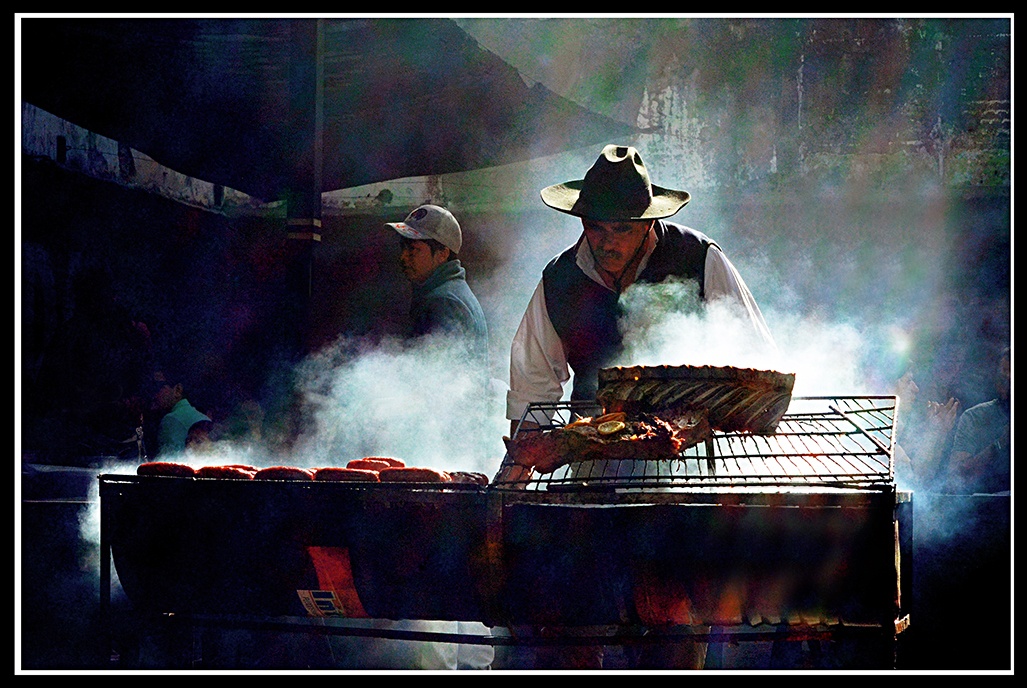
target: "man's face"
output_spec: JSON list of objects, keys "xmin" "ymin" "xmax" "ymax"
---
[
  {"xmin": 582, "ymin": 218, "xmax": 654, "ymax": 275},
  {"xmin": 399, "ymin": 239, "xmax": 446, "ymax": 284},
  {"xmin": 153, "ymin": 381, "xmax": 180, "ymax": 412}
]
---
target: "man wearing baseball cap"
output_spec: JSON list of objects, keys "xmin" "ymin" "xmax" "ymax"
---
[
  {"xmin": 375, "ymin": 203, "xmax": 494, "ymax": 670},
  {"xmin": 386, "ymin": 204, "xmax": 489, "ymax": 361}
]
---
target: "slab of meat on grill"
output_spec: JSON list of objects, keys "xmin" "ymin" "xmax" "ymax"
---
[
  {"xmin": 503, "ymin": 408, "xmax": 711, "ymax": 475},
  {"xmin": 597, "ymin": 364, "xmax": 795, "ymax": 434}
]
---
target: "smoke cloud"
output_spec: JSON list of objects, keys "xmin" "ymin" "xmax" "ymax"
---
[
  {"xmin": 616, "ymin": 277, "xmax": 771, "ymax": 367},
  {"xmin": 613, "ymin": 276, "xmax": 872, "ymax": 398},
  {"xmin": 288, "ymin": 333, "xmax": 509, "ymax": 473}
]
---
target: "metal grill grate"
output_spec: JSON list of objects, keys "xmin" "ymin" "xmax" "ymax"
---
[{"xmin": 496, "ymin": 395, "xmax": 896, "ymax": 491}]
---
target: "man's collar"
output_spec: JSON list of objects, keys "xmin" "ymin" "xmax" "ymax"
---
[{"xmin": 412, "ymin": 259, "xmax": 464, "ymax": 292}]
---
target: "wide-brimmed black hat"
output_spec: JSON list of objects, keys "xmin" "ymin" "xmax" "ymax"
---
[{"xmin": 540, "ymin": 144, "xmax": 691, "ymax": 221}]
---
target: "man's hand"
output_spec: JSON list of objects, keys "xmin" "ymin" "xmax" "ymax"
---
[
  {"xmin": 926, "ymin": 397, "xmax": 960, "ymax": 434},
  {"xmin": 895, "ymin": 371, "xmax": 919, "ymax": 404}
]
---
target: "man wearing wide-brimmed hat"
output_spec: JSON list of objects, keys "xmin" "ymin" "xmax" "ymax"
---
[
  {"xmin": 501, "ymin": 147, "xmax": 776, "ymax": 669},
  {"xmin": 506, "ymin": 145, "xmax": 775, "ymax": 434}
]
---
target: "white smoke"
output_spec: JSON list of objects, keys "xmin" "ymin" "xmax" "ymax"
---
[
  {"xmin": 287, "ymin": 333, "xmax": 509, "ymax": 474},
  {"xmin": 613, "ymin": 277, "xmax": 870, "ymax": 397},
  {"xmin": 616, "ymin": 277, "xmax": 775, "ymax": 369},
  {"xmin": 757, "ymin": 310, "xmax": 871, "ymax": 397}
]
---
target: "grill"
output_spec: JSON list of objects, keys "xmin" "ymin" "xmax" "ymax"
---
[
  {"xmin": 487, "ymin": 394, "xmax": 909, "ymax": 661},
  {"xmin": 99, "ymin": 394, "xmax": 911, "ymax": 669},
  {"xmin": 498, "ymin": 395, "xmax": 896, "ymax": 490}
]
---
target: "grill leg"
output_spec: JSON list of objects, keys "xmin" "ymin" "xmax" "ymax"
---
[{"xmin": 99, "ymin": 489, "xmax": 113, "ymax": 666}]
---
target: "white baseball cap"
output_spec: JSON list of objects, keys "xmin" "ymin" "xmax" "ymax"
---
[{"xmin": 385, "ymin": 204, "xmax": 462, "ymax": 254}]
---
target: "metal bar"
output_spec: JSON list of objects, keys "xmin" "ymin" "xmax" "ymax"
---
[
  {"xmin": 492, "ymin": 477, "xmax": 894, "ymax": 493},
  {"xmin": 828, "ymin": 404, "xmax": 893, "ymax": 457},
  {"xmin": 491, "ymin": 397, "xmax": 894, "ymax": 487},
  {"xmin": 166, "ymin": 615, "xmax": 898, "ymax": 646}
]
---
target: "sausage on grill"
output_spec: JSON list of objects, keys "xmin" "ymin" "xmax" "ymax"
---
[
  {"xmin": 378, "ymin": 467, "xmax": 452, "ymax": 483},
  {"xmin": 137, "ymin": 461, "xmax": 196, "ymax": 478},
  {"xmin": 222, "ymin": 464, "xmax": 258, "ymax": 475},
  {"xmin": 360, "ymin": 456, "xmax": 406, "ymax": 467},
  {"xmin": 254, "ymin": 466, "xmax": 314, "ymax": 481},
  {"xmin": 313, "ymin": 467, "xmax": 381, "ymax": 482},
  {"xmin": 345, "ymin": 458, "xmax": 392, "ymax": 472},
  {"xmin": 196, "ymin": 465, "xmax": 255, "ymax": 480}
]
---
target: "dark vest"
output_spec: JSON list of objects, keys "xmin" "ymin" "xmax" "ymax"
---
[{"xmin": 542, "ymin": 220, "xmax": 714, "ymax": 402}]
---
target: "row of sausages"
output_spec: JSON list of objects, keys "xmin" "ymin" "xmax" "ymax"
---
[{"xmin": 136, "ymin": 459, "xmax": 489, "ymax": 485}]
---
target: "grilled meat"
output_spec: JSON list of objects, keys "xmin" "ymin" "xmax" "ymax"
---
[
  {"xmin": 346, "ymin": 458, "xmax": 392, "ymax": 472},
  {"xmin": 313, "ymin": 466, "xmax": 380, "ymax": 482},
  {"xmin": 503, "ymin": 408, "xmax": 710, "ymax": 475},
  {"xmin": 137, "ymin": 461, "xmax": 195, "ymax": 478},
  {"xmin": 449, "ymin": 471, "xmax": 490, "ymax": 486},
  {"xmin": 195, "ymin": 465, "xmax": 255, "ymax": 480},
  {"xmin": 253, "ymin": 466, "xmax": 314, "ymax": 481},
  {"xmin": 379, "ymin": 467, "xmax": 452, "ymax": 483},
  {"xmin": 360, "ymin": 456, "xmax": 406, "ymax": 467}
]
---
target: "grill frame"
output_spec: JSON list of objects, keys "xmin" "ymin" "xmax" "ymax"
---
[
  {"xmin": 497, "ymin": 395, "xmax": 897, "ymax": 491},
  {"xmin": 97, "ymin": 394, "xmax": 910, "ymax": 668}
]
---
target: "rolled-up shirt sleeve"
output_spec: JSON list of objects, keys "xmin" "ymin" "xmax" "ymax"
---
[
  {"xmin": 703, "ymin": 245, "xmax": 777, "ymax": 351},
  {"xmin": 506, "ymin": 280, "xmax": 570, "ymax": 421}
]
